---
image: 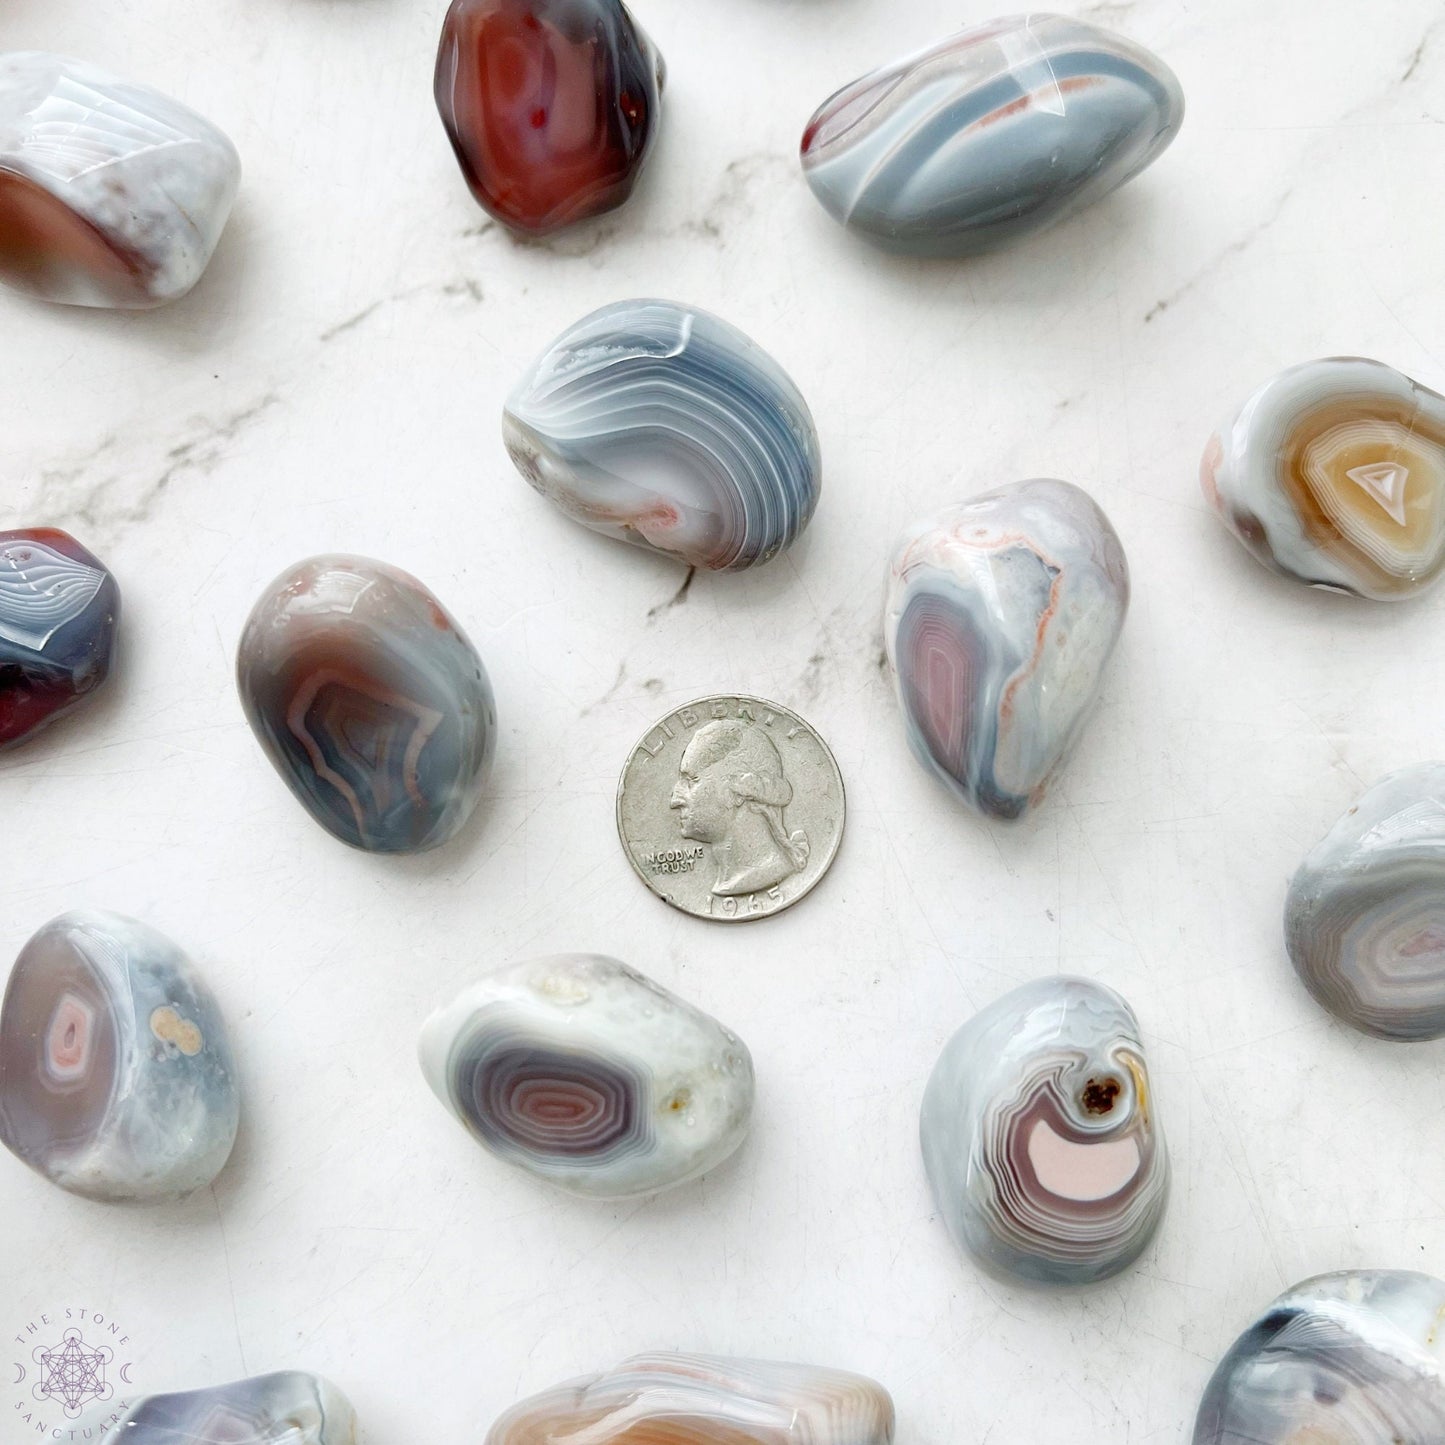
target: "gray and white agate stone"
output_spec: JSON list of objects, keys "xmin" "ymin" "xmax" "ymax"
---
[
  {"xmin": 0, "ymin": 52, "xmax": 240, "ymax": 307},
  {"xmin": 921, "ymin": 976, "xmax": 1168, "ymax": 1286},
  {"xmin": 884, "ymin": 479, "xmax": 1129, "ymax": 820},
  {"xmin": 1193, "ymin": 1270, "xmax": 1445, "ymax": 1444},
  {"xmin": 419, "ymin": 954, "xmax": 754, "ymax": 1199},
  {"xmin": 1286, "ymin": 763, "xmax": 1445, "ymax": 1040},
  {"xmin": 800, "ymin": 14, "xmax": 1184, "ymax": 257},
  {"xmin": 101, "ymin": 1371, "xmax": 357, "ymax": 1445},
  {"xmin": 0, "ymin": 911, "xmax": 239, "ymax": 1203},
  {"xmin": 504, "ymin": 299, "xmax": 821, "ymax": 570}
]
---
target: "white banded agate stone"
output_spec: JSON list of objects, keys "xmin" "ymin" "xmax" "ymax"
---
[
  {"xmin": 1286, "ymin": 763, "xmax": 1445, "ymax": 1040},
  {"xmin": 486, "ymin": 1352, "xmax": 895, "ymax": 1444},
  {"xmin": 884, "ymin": 479, "xmax": 1129, "ymax": 820},
  {"xmin": 1203, "ymin": 357, "xmax": 1445, "ymax": 599},
  {"xmin": 1193, "ymin": 1270, "xmax": 1445, "ymax": 1444},
  {"xmin": 0, "ymin": 911, "xmax": 239, "ymax": 1203},
  {"xmin": 0, "ymin": 52, "xmax": 240, "ymax": 308},
  {"xmin": 101, "ymin": 1371, "xmax": 357, "ymax": 1445},
  {"xmin": 419, "ymin": 955, "xmax": 754, "ymax": 1199},
  {"xmin": 921, "ymin": 976, "xmax": 1168, "ymax": 1286}
]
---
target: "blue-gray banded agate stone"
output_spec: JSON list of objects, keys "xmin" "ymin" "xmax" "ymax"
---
[
  {"xmin": 1193, "ymin": 1271, "xmax": 1445, "ymax": 1444},
  {"xmin": 884, "ymin": 479, "xmax": 1129, "ymax": 821},
  {"xmin": 504, "ymin": 299, "xmax": 821, "ymax": 570},
  {"xmin": 236, "ymin": 555, "xmax": 496, "ymax": 854},
  {"xmin": 1286, "ymin": 763, "xmax": 1445, "ymax": 1041},
  {"xmin": 102, "ymin": 1371, "xmax": 357, "ymax": 1445},
  {"xmin": 921, "ymin": 976, "xmax": 1168, "ymax": 1286},
  {"xmin": 0, "ymin": 911, "xmax": 239, "ymax": 1203},
  {"xmin": 801, "ymin": 14, "xmax": 1185, "ymax": 257}
]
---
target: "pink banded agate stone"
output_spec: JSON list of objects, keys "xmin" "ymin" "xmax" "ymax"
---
[
  {"xmin": 486, "ymin": 1353, "xmax": 895, "ymax": 1444},
  {"xmin": 921, "ymin": 975, "xmax": 1168, "ymax": 1285}
]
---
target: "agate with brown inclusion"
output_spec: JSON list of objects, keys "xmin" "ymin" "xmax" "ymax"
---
[{"xmin": 435, "ymin": 0, "xmax": 664, "ymax": 235}]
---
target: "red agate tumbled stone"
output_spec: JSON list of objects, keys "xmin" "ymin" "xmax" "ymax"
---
[{"xmin": 434, "ymin": 0, "xmax": 664, "ymax": 236}]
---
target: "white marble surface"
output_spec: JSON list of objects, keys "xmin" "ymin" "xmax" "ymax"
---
[{"xmin": 3, "ymin": 0, "xmax": 1445, "ymax": 1440}]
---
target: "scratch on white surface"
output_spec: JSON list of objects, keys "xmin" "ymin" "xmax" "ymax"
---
[{"xmin": 211, "ymin": 1184, "xmax": 249, "ymax": 1374}]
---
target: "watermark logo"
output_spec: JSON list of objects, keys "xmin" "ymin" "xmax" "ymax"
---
[{"xmin": 9, "ymin": 1309, "xmax": 136, "ymax": 1440}]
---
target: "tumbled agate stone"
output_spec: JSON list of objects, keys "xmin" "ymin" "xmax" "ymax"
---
[
  {"xmin": 1285, "ymin": 763, "xmax": 1445, "ymax": 1040},
  {"xmin": 505, "ymin": 299, "xmax": 821, "ymax": 570},
  {"xmin": 921, "ymin": 976, "xmax": 1167, "ymax": 1286},
  {"xmin": 236, "ymin": 555, "xmax": 496, "ymax": 854},
  {"xmin": 436, "ymin": 0, "xmax": 663, "ymax": 236},
  {"xmin": 1203, "ymin": 357, "xmax": 1445, "ymax": 599},
  {"xmin": 0, "ymin": 52, "xmax": 239, "ymax": 308},
  {"xmin": 102, "ymin": 1371, "xmax": 357, "ymax": 1445},
  {"xmin": 1194, "ymin": 1270, "xmax": 1445, "ymax": 1443},
  {"xmin": 800, "ymin": 15, "xmax": 1184, "ymax": 257},
  {"xmin": 0, "ymin": 528, "xmax": 119, "ymax": 751},
  {"xmin": 0, "ymin": 911, "xmax": 238, "ymax": 1203},
  {"xmin": 884, "ymin": 479, "xmax": 1128, "ymax": 820},
  {"xmin": 486, "ymin": 1352, "xmax": 895, "ymax": 1444},
  {"xmin": 419, "ymin": 955, "xmax": 754, "ymax": 1198}
]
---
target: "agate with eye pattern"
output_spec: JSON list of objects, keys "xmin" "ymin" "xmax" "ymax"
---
[
  {"xmin": 0, "ymin": 911, "xmax": 239, "ymax": 1203},
  {"xmin": 920, "ymin": 975, "xmax": 1167, "ymax": 1285},
  {"xmin": 1202, "ymin": 357, "xmax": 1445, "ymax": 598},
  {"xmin": 1286, "ymin": 762, "xmax": 1445, "ymax": 1039},
  {"xmin": 419, "ymin": 954, "xmax": 754, "ymax": 1198},
  {"xmin": 236, "ymin": 555, "xmax": 497, "ymax": 854},
  {"xmin": 800, "ymin": 15, "xmax": 1184, "ymax": 256},
  {"xmin": 486, "ymin": 1352, "xmax": 895, "ymax": 1444},
  {"xmin": 504, "ymin": 299, "xmax": 821, "ymax": 570},
  {"xmin": 101, "ymin": 1371, "xmax": 357, "ymax": 1445},
  {"xmin": 884, "ymin": 479, "xmax": 1129, "ymax": 820},
  {"xmin": 1193, "ymin": 1270, "xmax": 1445, "ymax": 1443}
]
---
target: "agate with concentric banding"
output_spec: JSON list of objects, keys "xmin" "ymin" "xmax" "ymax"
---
[
  {"xmin": 486, "ymin": 1352, "xmax": 895, "ymax": 1444},
  {"xmin": 504, "ymin": 299, "xmax": 821, "ymax": 570},
  {"xmin": 920, "ymin": 975, "xmax": 1167, "ymax": 1285},
  {"xmin": 419, "ymin": 955, "xmax": 754, "ymax": 1198},
  {"xmin": 1203, "ymin": 357, "xmax": 1445, "ymax": 598}
]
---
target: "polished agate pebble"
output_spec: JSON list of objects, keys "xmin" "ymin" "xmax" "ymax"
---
[
  {"xmin": 0, "ymin": 528, "xmax": 119, "ymax": 751},
  {"xmin": 1285, "ymin": 763, "xmax": 1445, "ymax": 1040},
  {"xmin": 884, "ymin": 479, "xmax": 1128, "ymax": 820},
  {"xmin": 487, "ymin": 1352, "xmax": 895, "ymax": 1444},
  {"xmin": 800, "ymin": 15, "xmax": 1184, "ymax": 257},
  {"xmin": 0, "ymin": 52, "xmax": 239, "ymax": 308},
  {"xmin": 1194, "ymin": 1270, "xmax": 1445, "ymax": 1443},
  {"xmin": 921, "ymin": 976, "xmax": 1168, "ymax": 1286},
  {"xmin": 419, "ymin": 954, "xmax": 754, "ymax": 1198},
  {"xmin": 1203, "ymin": 357, "xmax": 1445, "ymax": 599},
  {"xmin": 435, "ymin": 0, "xmax": 663, "ymax": 236},
  {"xmin": 103, "ymin": 1371, "xmax": 357, "ymax": 1444},
  {"xmin": 236, "ymin": 555, "xmax": 496, "ymax": 854},
  {"xmin": 505, "ymin": 299, "xmax": 821, "ymax": 571},
  {"xmin": 0, "ymin": 911, "xmax": 238, "ymax": 1203}
]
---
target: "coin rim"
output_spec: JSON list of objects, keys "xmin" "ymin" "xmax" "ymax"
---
[{"xmin": 615, "ymin": 692, "xmax": 847, "ymax": 924}]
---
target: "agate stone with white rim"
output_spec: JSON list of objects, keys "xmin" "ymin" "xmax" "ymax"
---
[
  {"xmin": 1286, "ymin": 763, "xmax": 1445, "ymax": 1040},
  {"xmin": 884, "ymin": 479, "xmax": 1129, "ymax": 820},
  {"xmin": 486, "ymin": 1352, "xmax": 895, "ymax": 1444},
  {"xmin": 101, "ymin": 1371, "xmax": 357, "ymax": 1445},
  {"xmin": 800, "ymin": 14, "xmax": 1184, "ymax": 256},
  {"xmin": 504, "ymin": 299, "xmax": 821, "ymax": 571},
  {"xmin": 921, "ymin": 975, "xmax": 1167, "ymax": 1285},
  {"xmin": 0, "ymin": 910, "xmax": 239, "ymax": 1203},
  {"xmin": 1193, "ymin": 1270, "xmax": 1445, "ymax": 1443},
  {"xmin": 0, "ymin": 52, "xmax": 240, "ymax": 308},
  {"xmin": 419, "ymin": 954, "xmax": 754, "ymax": 1198},
  {"xmin": 1202, "ymin": 357, "xmax": 1445, "ymax": 599}
]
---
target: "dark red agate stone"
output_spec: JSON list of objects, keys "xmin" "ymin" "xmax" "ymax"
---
[
  {"xmin": 435, "ymin": 0, "xmax": 664, "ymax": 236},
  {"xmin": 0, "ymin": 529, "xmax": 120, "ymax": 751}
]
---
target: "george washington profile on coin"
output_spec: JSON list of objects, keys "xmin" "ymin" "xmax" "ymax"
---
[{"xmin": 669, "ymin": 720, "xmax": 810, "ymax": 896}]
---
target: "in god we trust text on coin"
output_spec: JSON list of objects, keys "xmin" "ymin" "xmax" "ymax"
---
[{"xmin": 617, "ymin": 695, "xmax": 845, "ymax": 922}]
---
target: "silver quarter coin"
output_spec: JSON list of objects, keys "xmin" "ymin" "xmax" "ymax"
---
[{"xmin": 617, "ymin": 694, "xmax": 845, "ymax": 922}]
